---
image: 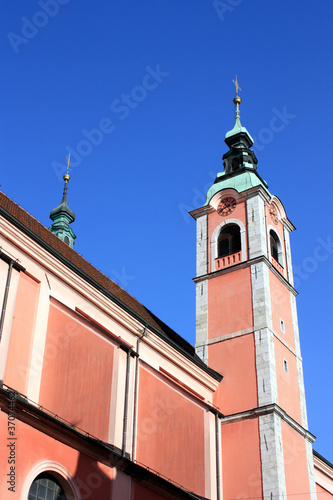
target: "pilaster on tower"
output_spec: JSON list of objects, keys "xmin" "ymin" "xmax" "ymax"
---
[{"xmin": 190, "ymin": 80, "xmax": 317, "ymax": 500}]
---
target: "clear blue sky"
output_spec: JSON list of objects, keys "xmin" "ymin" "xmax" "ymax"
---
[{"xmin": 1, "ymin": 1, "xmax": 332, "ymax": 461}]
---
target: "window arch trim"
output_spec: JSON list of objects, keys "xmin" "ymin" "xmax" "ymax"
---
[
  {"xmin": 211, "ymin": 219, "xmax": 246, "ymax": 272},
  {"xmin": 22, "ymin": 461, "xmax": 81, "ymax": 500}
]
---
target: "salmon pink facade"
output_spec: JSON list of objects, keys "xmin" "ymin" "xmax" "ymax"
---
[{"xmin": 0, "ymin": 96, "xmax": 332, "ymax": 499}]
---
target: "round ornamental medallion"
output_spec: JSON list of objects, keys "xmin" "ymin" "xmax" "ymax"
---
[
  {"xmin": 217, "ymin": 197, "xmax": 237, "ymax": 216},
  {"xmin": 269, "ymin": 204, "xmax": 278, "ymax": 225}
]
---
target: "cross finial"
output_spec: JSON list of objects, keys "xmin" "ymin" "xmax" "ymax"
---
[{"xmin": 233, "ymin": 75, "xmax": 241, "ymax": 96}]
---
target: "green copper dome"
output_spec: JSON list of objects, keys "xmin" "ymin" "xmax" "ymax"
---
[
  {"xmin": 50, "ymin": 192, "xmax": 75, "ymax": 221},
  {"xmin": 49, "ymin": 168, "xmax": 76, "ymax": 248},
  {"xmin": 205, "ymin": 169, "xmax": 270, "ymax": 206}
]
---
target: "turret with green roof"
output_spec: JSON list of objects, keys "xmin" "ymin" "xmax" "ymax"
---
[
  {"xmin": 205, "ymin": 77, "xmax": 270, "ymax": 205},
  {"xmin": 49, "ymin": 155, "xmax": 76, "ymax": 248}
]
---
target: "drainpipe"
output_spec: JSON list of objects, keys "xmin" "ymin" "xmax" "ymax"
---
[
  {"xmin": 215, "ymin": 412, "xmax": 221, "ymax": 500},
  {"xmin": 0, "ymin": 260, "xmax": 14, "ymax": 342},
  {"xmin": 132, "ymin": 326, "xmax": 147, "ymax": 461},
  {"xmin": 122, "ymin": 349, "xmax": 131, "ymax": 457}
]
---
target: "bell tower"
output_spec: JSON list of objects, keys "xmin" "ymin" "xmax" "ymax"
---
[{"xmin": 191, "ymin": 79, "xmax": 317, "ymax": 500}]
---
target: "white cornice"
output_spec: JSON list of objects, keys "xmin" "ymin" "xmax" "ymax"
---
[
  {"xmin": 220, "ymin": 403, "xmax": 316, "ymax": 442},
  {"xmin": 189, "ymin": 205, "xmax": 214, "ymax": 220},
  {"xmin": 314, "ymin": 454, "xmax": 333, "ymax": 480},
  {"xmin": 313, "ymin": 454, "xmax": 333, "ymax": 494},
  {"xmin": 193, "ymin": 254, "xmax": 298, "ymax": 296},
  {"xmin": 243, "ymin": 185, "xmax": 271, "ymax": 202}
]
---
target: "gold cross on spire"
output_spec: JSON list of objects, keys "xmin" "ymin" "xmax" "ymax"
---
[{"xmin": 232, "ymin": 75, "xmax": 241, "ymax": 96}]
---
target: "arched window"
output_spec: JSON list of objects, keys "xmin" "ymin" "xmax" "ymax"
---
[
  {"xmin": 269, "ymin": 229, "xmax": 284, "ymax": 268},
  {"xmin": 28, "ymin": 473, "xmax": 66, "ymax": 500},
  {"xmin": 270, "ymin": 230, "xmax": 279, "ymax": 261},
  {"xmin": 218, "ymin": 224, "xmax": 241, "ymax": 258}
]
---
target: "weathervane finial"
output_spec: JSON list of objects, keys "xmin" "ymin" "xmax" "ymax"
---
[
  {"xmin": 64, "ymin": 154, "xmax": 71, "ymax": 184},
  {"xmin": 232, "ymin": 75, "xmax": 242, "ymax": 119},
  {"xmin": 63, "ymin": 153, "xmax": 71, "ymax": 196},
  {"xmin": 66, "ymin": 153, "xmax": 71, "ymax": 175},
  {"xmin": 232, "ymin": 75, "xmax": 241, "ymax": 96}
]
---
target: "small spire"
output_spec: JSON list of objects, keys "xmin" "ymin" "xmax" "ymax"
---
[
  {"xmin": 232, "ymin": 75, "xmax": 242, "ymax": 125},
  {"xmin": 63, "ymin": 153, "xmax": 71, "ymax": 196},
  {"xmin": 223, "ymin": 77, "xmax": 257, "ymax": 173},
  {"xmin": 225, "ymin": 75, "xmax": 253, "ymax": 146},
  {"xmin": 49, "ymin": 155, "xmax": 76, "ymax": 248}
]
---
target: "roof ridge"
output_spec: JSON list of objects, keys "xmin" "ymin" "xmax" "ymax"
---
[{"xmin": 0, "ymin": 190, "xmax": 207, "ymax": 367}]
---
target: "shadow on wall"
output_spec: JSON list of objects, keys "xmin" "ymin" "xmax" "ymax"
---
[{"xmin": 74, "ymin": 453, "xmax": 112, "ymax": 500}]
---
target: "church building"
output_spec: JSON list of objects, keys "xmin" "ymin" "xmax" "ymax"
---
[{"xmin": 0, "ymin": 84, "xmax": 332, "ymax": 499}]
